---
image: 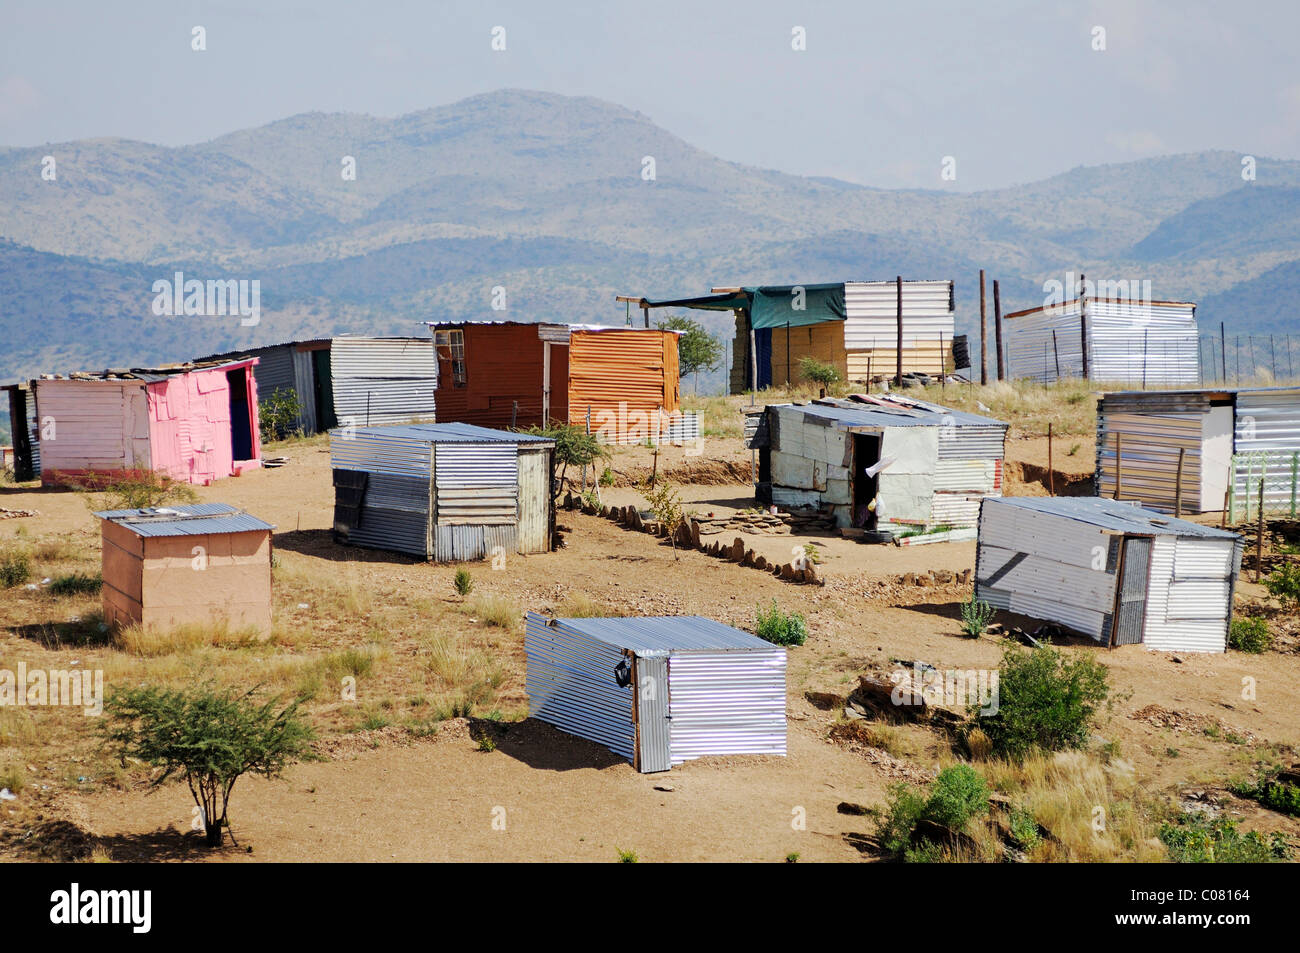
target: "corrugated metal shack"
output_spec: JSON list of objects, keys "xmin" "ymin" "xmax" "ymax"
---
[
  {"xmin": 330, "ymin": 336, "xmax": 439, "ymax": 426},
  {"xmin": 424, "ymin": 321, "xmax": 689, "ymax": 441},
  {"xmin": 525, "ymin": 612, "xmax": 787, "ymax": 772},
  {"xmin": 1004, "ymin": 297, "xmax": 1199, "ymax": 385},
  {"xmin": 746, "ymin": 394, "xmax": 1008, "ymax": 533},
  {"xmin": 1097, "ymin": 386, "xmax": 1300, "ymax": 518},
  {"xmin": 975, "ymin": 496, "xmax": 1242, "ymax": 653},
  {"xmin": 95, "ymin": 503, "xmax": 275, "ymax": 637},
  {"xmin": 330, "ymin": 422, "xmax": 555, "ymax": 561},
  {"xmin": 1, "ymin": 382, "xmax": 39, "ymax": 480},
  {"xmin": 627, "ymin": 279, "xmax": 955, "ymax": 394},
  {"xmin": 196, "ymin": 339, "xmax": 335, "ymax": 434},
  {"xmin": 30, "ymin": 359, "xmax": 261, "ymax": 487}
]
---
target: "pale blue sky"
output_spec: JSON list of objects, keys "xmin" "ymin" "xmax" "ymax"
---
[{"xmin": 1, "ymin": 0, "xmax": 1295, "ymax": 189}]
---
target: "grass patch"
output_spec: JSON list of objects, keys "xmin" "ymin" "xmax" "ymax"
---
[
  {"xmin": 559, "ymin": 592, "xmax": 623, "ymax": 618},
  {"xmin": 49, "ymin": 572, "xmax": 102, "ymax": 596},
  {"xmin": 0, "ymin": 547, "xmax": 32, "ymax": 588},
  {"xmin": 462, "ymin": 592, "xmax": 521, "ymax": 632},
  {"xmin": 114, "ymin": 621, "xmax": 264, "ymax": 657}
]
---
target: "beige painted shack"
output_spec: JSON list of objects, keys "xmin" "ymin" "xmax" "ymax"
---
[{"xmin": 95, "ymin": 504, "xmax": 275, "ymax": 637}]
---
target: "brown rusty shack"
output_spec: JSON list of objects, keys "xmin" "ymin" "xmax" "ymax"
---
[
  {"xmin": 424, "ymin": 321, "xmax": 681, "ymax": 435},
  {"xmin": 95, "ymin": 503, "xmax": 275, "ymax": 637}
]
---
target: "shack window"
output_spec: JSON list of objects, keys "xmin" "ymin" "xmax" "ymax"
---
[{"xmin": 434, "ymin": 330, "xmax": 467, "ymax": 387}]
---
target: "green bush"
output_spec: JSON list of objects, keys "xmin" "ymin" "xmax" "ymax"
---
[
  {"xmin": 754, "ymin": 600, "xmax": 808, "ymax": 646},
  {"xmin": 874, "ymin": 782, "xmax": 928, "ymax": 857},
  {"xmin": 0, "ymin": 548, "xmax": 31, "ymax": 588},
  {"xmin": 258, "ymin": 389, "xmax": 304, "ymax": 443},
  {"xmin": 799, "ymin": 356, "xmax": 841, "ymax": 387},
  {"xmin": 1259, "ymin": 780, "xmax": 1300, "ymax": 816},
  {"xmin": 975, "ymin": 643, "xmax": 1110, "ymax": 760},
  {"xmin": 1159, "ymin": 814, "xmax": 1290, "ymax": 863},
  {"xmin": 921, "ymin": 764, "xmax": 989, "ymax": 830},
  {"xmin": 1229, "ymin": 616, "xmax": 1272, "ymax": 653},
  {"xmin": 1009, "ymin": 808, "xmax": 1042, "ymax": 851},
  {"xmin": 104, "ymin": 684, "xmax": 315, "ymax": 848},
  {"xmin": 1264, "ymin": 561, "xmax": 1300, "ymax": 607},
  {"xmin": 453, "ymin": 568, "xmax": 474, "ymax": 597},
  {"xmin": 49, "ymin": 571, "xmax": 103, "ymax": 596},
  {"xmin": 959, "ymin": 596, "xmax": 995, "ymax": 638}
]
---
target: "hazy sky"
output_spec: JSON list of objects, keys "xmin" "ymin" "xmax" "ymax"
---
[{"xmin": 1, "ymin": 0, "xmax": 1296, "ymax": 190}]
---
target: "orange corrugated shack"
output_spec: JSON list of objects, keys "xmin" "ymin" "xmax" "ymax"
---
[
  {"xmin": 95, "ymin": 503, "xmax": 275, "ymax": 637},
  {"xmin": 425, "ymin": 322, "xmax": 681, "ymax": 438}
]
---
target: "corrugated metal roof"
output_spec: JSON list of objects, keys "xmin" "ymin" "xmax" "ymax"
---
[
  {"xmin": 331, "ymin": 422, "xmax": 554, "ymax": 446},
  {"xmin": 773, "ymin": 396, "xmax": 1007, "ymax": 431},
  {"xmin": 983, "ymin": 496, "xmax": 1238, "ymax": 540},
  {"xmin": 93, "ymin": 503, "xmax": 275, "ymax": 537},
  {"xmin": 545, "ymin": 616, "xmax": 776, "ymax": 655}
]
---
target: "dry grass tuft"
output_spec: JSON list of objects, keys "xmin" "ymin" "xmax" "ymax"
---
[{"xmin": 114, "ymin": 621, "xmax": 264, "ymax": 657}]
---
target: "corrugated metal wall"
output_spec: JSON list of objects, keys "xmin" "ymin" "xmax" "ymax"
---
[
  {"xmin": 976, "ymin": 501, "xmax": 1119, "ymax": 641},
  {"xmin": 331, "ymin": 337, "xmax": 438, "ymax": 426},
  {"xmin": 1231, "ymin": 389, "xmax": 1300, "ymax": 515},
  {"xmin": 433, "ymin": 442, "xmax": 518, "ymax": 525},
  {"xmin": 769, "ymin": 321, "xmax": 847, "ymax": 386},
  {"xmin": 34, "ymin": 380, "xmax": 149, "ymax": 477},
  {"xmin": 347, "ymin": 472, "xmax": 432, "ymax": 557},
  {"xmin": 516, "ymin": 446, "xmax": 551, "ymax": 554},
  {"xmin": 933, "ymin": 424, "xmax": 1005, "ymax": 526},
  {"xmin": 843, "ymin": 280, "xmax": 953, "ymax": 376},
  {"xmin": 567, "ymin": 329, "xmax": 679, "ymax": 430},
  {"xmin": 667, "ymin": 650, "xmax": 787, "ymax": 763},
  {"xmin": 432, "ymin": 324, "xmax": 557, "ymax": 429},
  {"xmin": 291, "ymin": 348, "xmax": 318, "ymax": 434},
  {"xmin": 1006, "ymin": 300, "xmax": 1199, "ymax": 385},
  {"xmin": 635, "ymin": 655, "xmax": 672, "ymax": 772},
  {"xmin": 1142, "ymin": 536, "xmax": 1233, "ymax": 653},
  {"xmin": 525, "ymin": 614, "xmax": 636, "ymax": 762},
  {"xmin": 1097, "ymin": 410, "xmax": 1204, "ymax": 512}
]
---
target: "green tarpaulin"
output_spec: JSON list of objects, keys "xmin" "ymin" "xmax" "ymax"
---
[{"xmin": 640, "ymin": 283, "xmax": 846, "ymax": 330}]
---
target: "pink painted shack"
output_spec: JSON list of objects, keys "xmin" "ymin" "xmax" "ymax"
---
[{"xmin": 31, "ymin": 359, "xmax": 262, "ymax": 487}]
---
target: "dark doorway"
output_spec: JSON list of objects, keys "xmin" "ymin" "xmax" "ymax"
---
[
  {"xmin": 1110, "ymin": 536, "xmax": 1152, "ymax": 646},
  {"xmin": 851, "ymin": 433, "xmax": 882, "ymax": 528},
  {"xmin": 313, "ymin": 349, "xmax": 337, "ymax": 431},
  {"xmin": 226, "ymin": 368, "xmax": 254, "ymax": 461}
]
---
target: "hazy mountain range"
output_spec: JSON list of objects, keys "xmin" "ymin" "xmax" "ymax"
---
[{"xmin": 3, "ymin": 87, "xmax": 1300, "ymax": 440}]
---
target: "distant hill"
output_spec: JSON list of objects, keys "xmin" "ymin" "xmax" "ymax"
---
[{"xmin": 3, "ymin": 87, "xmax": 1300, "ymax": 415}]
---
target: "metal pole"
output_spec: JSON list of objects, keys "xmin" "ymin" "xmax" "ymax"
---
[
  {"xmin": 1174, "ymin": 447, "xmax": 1185, "ymax": 517},
  {"xmin": 1052, "ymin": 330, "xmax": 1061, "ymax": 379},
  {"xmin": 979, "ymin": 269, "xmax": 987, "ymax": 386},
  {"xmin": 1048, "ymin": 422, "xmax": 1054, "ymax": 496},
  {"xmin": 895, "ymin": 275, "xmax": 904, "ymax": 387},
  {"xmin": 1220, "ymin": 322, "xmax": 1227, "ymax": 384},
  {"xmin": 1079, "ymin": 273, "xmax": 1090, "ymax": 379},
  {"xmin": 1114, "ymin": 432, "xmax": 1123, "ymax": 500},
  {"xmin": 786, "ymin": 320, "xmax": 791, "ymax": 388},
  {"xmin": 993, "ymin": 279, "xmax": 1004, "ymax": 381}
]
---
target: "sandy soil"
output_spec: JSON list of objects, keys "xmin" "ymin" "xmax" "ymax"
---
[{"xmin": 2, "ymin": 431, "xmax": 1298, "ymax": 862}]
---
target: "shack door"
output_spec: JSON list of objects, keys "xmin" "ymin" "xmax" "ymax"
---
[
  {"xmin": 1112, "ymin": 536, "xmax": 1153, "ymax": 646},
  {"xmin": 633, "ymin": 656, "xmax": 671, "ymax": 773}
]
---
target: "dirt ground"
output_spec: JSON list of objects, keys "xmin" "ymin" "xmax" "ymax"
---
[{"xmin": 2, "ymin": 433, "xmax": 1298, "ymax": 862}]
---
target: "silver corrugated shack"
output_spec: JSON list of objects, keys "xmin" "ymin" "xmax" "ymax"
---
[
  {"xmin": 195, "ymin": 338, "xmax": 336, "ymax": 434},
  {"xmin": 330, "ymin": 336, "xmax": 439, "ymax": 426},
  {"xmin": 330, "ymin": 423, "xmax": 554, "ymax": 561},
  {"xmin": 746, "ymin": 393, "xmax": 1007, "ymax": 535},
  {"xmin": 525, "ymin": 612, "xmax": 787, "ymax": 772},
  {"xmin": 1096, "ymin": 386, "xmax": 1300, "ymax": 518},
  {"xmin": 976, "ymin": 497, "xmax": 1242, "ymax": 653},
  {"xmin": 1004, "ymin": 297, "xmax": 1199, "ymax": 386}
]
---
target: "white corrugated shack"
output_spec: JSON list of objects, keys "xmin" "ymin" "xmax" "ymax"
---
[
  {"xmin": 1004, "ymin": 297, "xmax": 1199, "ymax": 385},
  {"xmin": 1097, "ymin": 386, "xmax": 1300, "ymax": 519},
  {"xmin": 746, "ymin": 394, "xmax": 1008, "ymax": 534},
  {"xmin": 329, "ymin": 336, "xmax": 439, "ymax": 426},
  {"xmin": 525, "ymin": 613, "xmax": 787, "ymax": 773},
  {"xmin": 976, "ymin": 497, "xmax": 1242, "ymax": 653},
  {"xmin": 329, "ymin": 423, "xmax": 554, "ymax": 561}
]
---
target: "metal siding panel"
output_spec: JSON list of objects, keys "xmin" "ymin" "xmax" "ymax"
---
[
  {"xmin": 1232, "ymin": 389, "xmax": 1300, "ymax": 516},
  {"xmin": 636, "ymin": 656, "xmax": 672, "ymax": 773},
  {"xmin": 567, "ymin": 329, "xmax": 678, "ymax": 430},
  {"xmin": 1112, "ymin": 536, "xmax": 1152, "ymax": 645},
  {"xmin": 291, "ymin": 348, "xmax": 318, "ymax": 434},
  {"xmin": 668, "ymin": 650, "xmax": 788, "ymax": 763},
  {"xmin": 525, "ymin": 614, "xmax": 635, "ymax": 762},
  {"xmin": 330, "ymin": 337, "xmax": 438, "ymax": 425},
  {"xmin": 1097, "ymin": 410, "xmax": 1204, "ymax": 512},
  {"xmin": 516, "ymin": 447, "xmax": 550, "ymax": 554}
]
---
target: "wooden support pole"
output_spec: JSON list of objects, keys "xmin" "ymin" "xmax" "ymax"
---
[
  {"xmin": 1079, "ymin": 273, "xmax": 1090, "ymax": 379},
  {"xmin": 1174, "ymin": 447, "xmax": 1185, "ymax": 517},
  {"xmin": 1256, "ymin": 479, "xmax": 1266, "ymax": 583},
  {"xmin": 1047, "ymin": 422, "xmax": 1054, "ymax": 496},
  {"xmin": 979, "ymin": 269, "xmax": 988, "ymax": 385},
  {"xmin": 1114, "ymin": 432, "xmax": 1123, "ymax": 500},
  {"xmin": 1220, "ymin": 321, "xmax": 1227, "ymax": 385},
  {"xmin": 895, "ymin": 275, "xmax": 904, "ymax": 387},
  {"xmin": 993, "ymin": 279, "xmax": 1004, "ymax": 381}
]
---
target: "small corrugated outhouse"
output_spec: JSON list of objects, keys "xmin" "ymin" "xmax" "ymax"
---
[
  {"xmin": 95, "ymin": 503, "xmax": 275, "ymax": 636},
  {"xmin": 975, "ymin": 496, "xmax": 1242, "ymax": 653},
  {"xmin": 329, "ymin": 423, "xmax": 554, "ymax": 561},
  {"xmin": 525, "ymin": 613, "xmax": 787, "ymax": 772}
]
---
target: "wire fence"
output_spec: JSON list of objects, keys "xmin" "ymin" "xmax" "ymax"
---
[{"xmin": 1199, "ymin": 333, "xmax": 1300, "ymax": 386}]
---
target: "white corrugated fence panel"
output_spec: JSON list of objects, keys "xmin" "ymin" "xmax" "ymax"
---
[
  {"xmin": 667, "ymin": 650, "xmax": 787, "ymax": 763},
  {"xmin": 843, "ymin": 280, "xmax": 954, "ymax": 348}
]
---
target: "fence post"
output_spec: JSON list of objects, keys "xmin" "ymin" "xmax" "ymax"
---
[
  {"xmin": 1292, "ymin": 452, "xmax": 1298, "ymax": 518},
  {"xmin": 1048, "ymin": 422, "xmax": 1054, "ymax": 496},
  {"xmin": 1256, "ymin": 479, "xmax": 1265, "ymax": 583},
  {"xmin": 1114, "ymin": 432, "xmax": 1123, "ymax": 500},
  {"xmin": 1174, "ymin": 447, "xmax": 1185, "ymax": 517}
]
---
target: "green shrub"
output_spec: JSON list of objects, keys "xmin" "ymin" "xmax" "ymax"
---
[
  {"xmin": 0, "ymin": 548, "xmax": 31, "ymax": 588},
  {"xmin": 1009, "ymin": 808, "xmax": 1041, "ymax": 851},
  {"xmin": 1229, "ymin": 616, "xmax": 1272, "ymax": 653},
  {"xmin": 104, "ymin": 684, "xmax": 315, "ymax": 848},
  {"xmin": 1159, "ymin": 814, "xmax": 1290, "ymax": 863},
  {"xmin": 258, "ymin": 389, "xmax": 304, "ymax": 442},
  {"xmin": 49, "ymin": 571, "xmax": 102, "ymax": 596},
  {"xmin": 975, "ymin": 643, "xmax": 1110, "ymax": 760},
  {"xmin": 921, "ymin": 764, "xmax": 989, "ymax": 830},
  {"xmin": 94, "ymin": 470, "xmax": 199, "ymax": 510},
  {"xmin": 599, "ymin": 467, "xmax": 615, "ymax": 487},
  {"xmin": 1264, "ymin": 561, "xmax": 1300, "ymax": 607},
  {"xmin": 959, "ymin": 596, "xmax": 995, "ymax": 638},
  {"xmin": 799, "ymin": 356, "xmax": 841, "ymax": 387},
  {"xmin": 874, "ymin": 783, "xmax": 927, "ymax": 857},
  {"xmin": 754, "ymin": 600, "xmax": 808, "ymax": 646},
  {"xmin": 1259, "ymin": 780, "xmax": 1300, "ymax": 816},
  {"xmin": 616, "ymin": 847, "xmax": 639, "ymax": 863},
  {"xmin": 454, "ymin": 568, "xmax": 474, "ymax": 597}
]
